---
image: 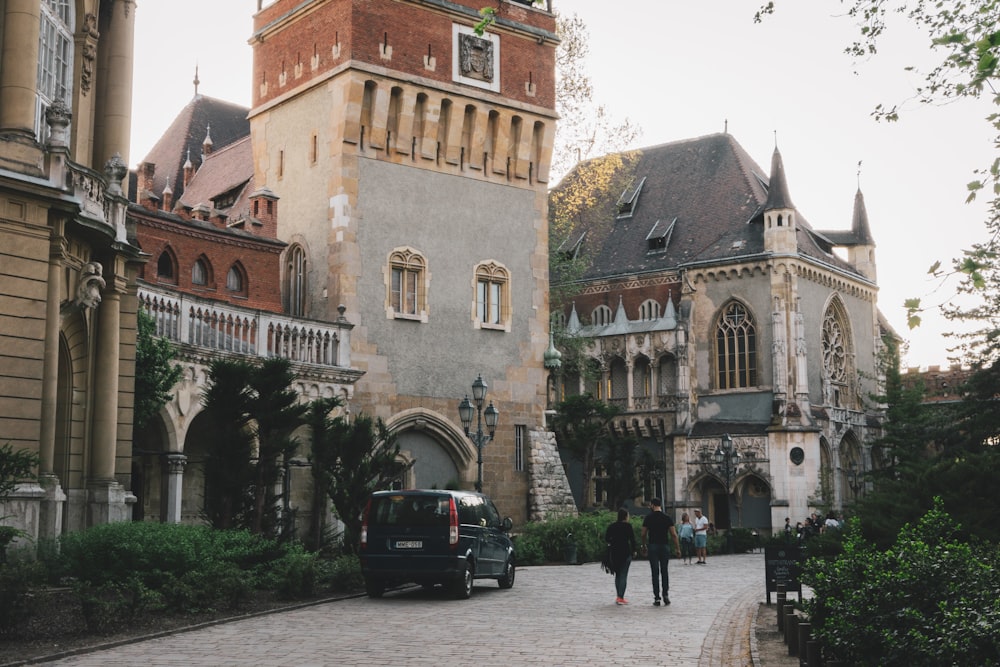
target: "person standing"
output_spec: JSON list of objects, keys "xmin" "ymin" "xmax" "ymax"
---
[
  {"xmin": 641, "ymin": 498, "xmax": 682, "ymax": 606},
  {"xmin": 693, "ymin": 508, "xmax": 710, "ymax": 564},
  {"xmin": 605, "ymin": 507, "xmax": 637, "ymax": 605},
  {"xmin": 677, "ymin": 512, "xmax": 695, "ymax": 564}
]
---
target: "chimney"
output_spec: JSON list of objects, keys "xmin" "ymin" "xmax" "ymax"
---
[
  {"xmin": 249, "ymin": 187, "xmax": 279, "ymax": 239},
  {"xmin": 183, "ymin": 149, "xmax": 195, "ymax": 187},
  {"xmin": 162, "ymin": 178, "xmax": 173, "ymax": 212},
  {"xmin": 139, "ymin": 161, "xmax": 157, "ymax": 210}
]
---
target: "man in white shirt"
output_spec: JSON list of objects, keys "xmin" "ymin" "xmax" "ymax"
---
[{"xmin": 693, "ymin": 508, "xmax": 710, "ymax": 564}]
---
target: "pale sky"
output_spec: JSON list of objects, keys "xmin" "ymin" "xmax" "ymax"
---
[{"xmin": 130, "ymin": 0, "xmax": 996, "ymax": 371}]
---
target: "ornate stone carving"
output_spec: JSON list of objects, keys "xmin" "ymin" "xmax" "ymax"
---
[
  {"xmin": 44, "ymin": 98, "xmax": 72, "ymax": 147},
  {"xmin": 458, "ymin": 34, "xmax": 494, "ymax": 83},
  {"xmin": 75, "ymin": 262, "xmax": 106, "ymax": 309}
]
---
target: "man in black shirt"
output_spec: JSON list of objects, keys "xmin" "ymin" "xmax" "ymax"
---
[{"xmin": 641, "ymin": 498, "xmax": 682, "ymax": 606}]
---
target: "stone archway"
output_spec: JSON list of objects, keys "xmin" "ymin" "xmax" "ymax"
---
[{"xmin": 386, "ymin": 409, "xmax": 475, "ymax": 490}]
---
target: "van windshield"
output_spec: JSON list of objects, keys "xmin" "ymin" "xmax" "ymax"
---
[{"xmin": 369, "ymin": 495, "xmax": 450, "ymax": 527}]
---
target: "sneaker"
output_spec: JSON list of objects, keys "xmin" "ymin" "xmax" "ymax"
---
[
  {"xmin": 615, "ymin": 597, "xmax": 625, "ymax": 605},
  {"xmin": 653, "ymin": 598, "xmax": 661, "ymax": 606},
  {"xmin": 663, "ymin": 596, "xmax": 671, "ymax": 605}
]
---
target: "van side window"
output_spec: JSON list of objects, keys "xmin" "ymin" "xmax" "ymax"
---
[
  {"xmin": 483, "ymin": 501, "xmax": 501, "ymax": 528},
  {"xmin": 457, "ymin": 495, "xmax": 480, "ymax": 525}
]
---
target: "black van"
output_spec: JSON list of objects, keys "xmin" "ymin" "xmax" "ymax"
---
[{"xmin": 359, "ymin": 489, "xmax": 516, "ymax": 599}]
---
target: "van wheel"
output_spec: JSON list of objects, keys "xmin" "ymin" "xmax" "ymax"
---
[
  {"xmin": 498, "ymin": 558, "xmax": 515, "ymax": 589},
  {"xmin": 365, "ymin": 578, "xmax": 385, "ymax": 598},
  {"xmin": 452, "ymin": 561, "xmax": 473, "ymax": 599}
]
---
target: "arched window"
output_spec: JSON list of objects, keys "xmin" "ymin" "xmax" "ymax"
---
[
  {"xmin": 286, "ymin": 245, "xmax": 307, "ymax": 316},
  {"xmin": 475, "ymin": 261, "xmax": 510, "ymax": 328},
  {"xmin": 591, "ymin": 305, "xmax": 612, "ymax": 326},
  {"xmin": 639, "ymin": 299, "xmax": 660, "ymax": 321},
  {"xmin": 389, "ymin": 248, "xmax": 426, "ymax": 318},
  {"xmin": 226, "ymin": 264, "xmax": 246, "ymax": 294},
  {"xmin": 609, "ymin": 357, "xmax": 628, "ymax": 407},
  {"xmin": 823, "ymin": 298, "xmax": 855, "ymax": 407},
  {"xmin": 657, "ymin": 354, "xmax": 678, "ymax": 405},
  {"xmin": 36, "ymin": 0, "xmax": 73, "ymax": 141},
  {"xmin": 715, "ymin": 301, "xmax": 757, "ymax": 389},
  {"xmin": 156, "ymin": 249, "xmax": 176, "ymax": 283},
  {"xmin": 633, "ymin": 355, "xmax": 651, "ymax": 406},
  {"xmin": 192, "ymin": 258, "xmax": 209, "ymax": 286}
]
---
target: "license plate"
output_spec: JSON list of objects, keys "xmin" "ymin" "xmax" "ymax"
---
[{"xmin": 395, "ymin": 540, "xmax": 422, "ymax": 549}]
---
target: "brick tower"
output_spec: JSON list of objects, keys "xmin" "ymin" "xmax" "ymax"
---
[{"xmin": 249, "ymin": 0, "xmax": 559, "ymax": 520}]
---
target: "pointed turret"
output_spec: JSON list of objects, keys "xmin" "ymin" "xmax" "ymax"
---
[
  {"xmin": 763, "ymin": 146, "xmax": 798, "ymax": 254},
  {"xmin": 202, "ymin": 123, "xmax": 214, "ymax": 156},
  {"xmin": 848, "ymin": 188, "xmax": 876, "ymax": 281}
]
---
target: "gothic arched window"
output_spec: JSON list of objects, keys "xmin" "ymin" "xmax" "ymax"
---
[
  {"xmin": 822, "ymin": 298, "xmax": 854, "ymax": 407},
  {"xmin": 715, "ymin": 301, "xmax": 757, "ymax": 389},
  {"xmin": 37, "ymin": 0, "xmax": 73, "ymax": 140},
  {"xmin": 286, "ymin": 245, "xmax": 307, "ymax": 317}
]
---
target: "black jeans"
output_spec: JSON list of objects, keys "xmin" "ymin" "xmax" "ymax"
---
[{"xmin": 647, "ymin": 543, "xmax": 670, "ymax": 598}]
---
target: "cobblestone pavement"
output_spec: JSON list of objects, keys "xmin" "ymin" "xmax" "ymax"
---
[{"xmin": 35, "ymin": 554, "xmax": 768, "ymax": 667}]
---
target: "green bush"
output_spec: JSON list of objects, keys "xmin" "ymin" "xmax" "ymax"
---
[
  {"xmin": 76, "ymin": 576, "xmax": 159, "ymax": 635},
  {"xmin": 319, "ymin": 554, "xmax": 363, "ymax": 593},
  {"xmin": 267, "ymin": 544, "xmax": 318, "ymax": 599},
  {"xmin": 0, "ymin": 557, "xmax": 46, "ymax": 636},
  {"xmin": 512, "ymin": 511, "xmax": 646, "ymax": 565},
  {"xmin": 802, "ymin": 500, "xmax": 1000, "ymax": 666}
]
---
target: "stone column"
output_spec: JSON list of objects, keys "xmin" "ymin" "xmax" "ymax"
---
[
  {"xmin": 0, "ymin": 0, "xmax": 40, "ymax": 137},
  {"xmin": 91, "ymin": 284, "xmax": 121, "ymax": 483},
  {"xmin": 93, "ymin": 0, "xmax": 135, "ymax": 170},
  {"xmin": 165, "ymin": 454, "xmax": 187, "ymax": 523},
  {"xmin": 0, "ymin": 0, "xmax": 43, "ymax": 172}
]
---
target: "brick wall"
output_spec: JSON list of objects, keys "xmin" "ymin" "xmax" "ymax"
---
[
  {"xmin": 252, "ymin": 0, "xmax": 555, "ymax": 109},
  {"xmin": 131, "ymin": 208, "xmax": 285, "ymax": 313}
]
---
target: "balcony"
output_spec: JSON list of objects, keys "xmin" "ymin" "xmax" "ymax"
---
[{"xmin": 138, "ymin": 282, "xmax": 356, "ymax": 374}]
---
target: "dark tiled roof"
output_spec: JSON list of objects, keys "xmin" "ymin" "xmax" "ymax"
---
[
  {"xmin": 178, "ymin": 136, "xmax": 254, "ymax": 220},
  {"xmin": 552, "ymin": 133, "xmax": 867, "ymax": 282},
  {"xmin": 137, "ymin": 95, "xmax": 250, "ymax": 205}
]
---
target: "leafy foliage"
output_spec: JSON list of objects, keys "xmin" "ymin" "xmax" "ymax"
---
[
  {"xmin": 0, "ymin": 443, "xmax": 38, "ymax": 503},
  {"xmin": 549, "ymin": 394, "xmax": 620, "ymax": 508},
  {"xmin": 201, "ymin": 358, "xmax": 257, "ymax": 530},
  {"xmin": 512, "ymin": 510, "xmax": 635, "ymax": 564},
  {"xmin": 133, "ymin": 309, "xmax": 182, "ymax": 430},
  {"xmin": 600, "ymin": 437, "xmax": 656, "ymax": 510},
  {"xmin": 308, "ymin": 402, "xmax": 410, "ymax": 554},
  {"xmin": 802, "ymin": 502, "xmax": 1000, "ymax": 665}
]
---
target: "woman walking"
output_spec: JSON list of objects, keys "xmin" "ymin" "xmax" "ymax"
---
[{"xmin": 605, "ymin": 507, "xmax": 637, "ymax": 605}]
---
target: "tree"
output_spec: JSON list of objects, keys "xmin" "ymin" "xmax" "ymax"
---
[
  {"xmin": 309, "ymin": 407, "xmax": 410, "ymax": 554},
  {"xmin": 758, "ymin": 1, "xmax": 1000, "ymax": 335},
  {"xmin": 600, "ymin": 436, "xmax": 656, "ymax": 510},
  {"xmin": 0, "ymin": 443, "xmax": 38, "ymax": 505},
  {"xmin": 248, "ymin": 358, "xmax": 308, "ymax": 537},
  {"xmin": 201, "ymin": 359, "xmax": 257, "ymax": 530},
  {"xmin": 133, "ymin": 309, "xmax": 182, "ymax": 431},
  {"xmin": 303, "ymin": 396, "xmax": 342, "ymax": 552},
  {"xmin": 550, "ymin": 393, "xmax": 619, "ymax": 508}
]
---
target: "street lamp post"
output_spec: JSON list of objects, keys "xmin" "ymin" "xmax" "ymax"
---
[
  {"xmin": 458, "ymin": 374, "xmax": 499, "ymax": 493},
  {"xmin": 714, "ymin": 433, "xmax": 740, "ymax": 554}
]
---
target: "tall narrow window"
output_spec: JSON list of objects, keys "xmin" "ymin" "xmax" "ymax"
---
[
  {"xmin": 287, "ymin": 245, "xmax": 307, "ymax": 316},
  {"xmin": 388, "ymin": 249, "xmax": 426, "ymax": 319},
  {"xmin": 475, "ymin": 261, "xmax": 509, "ymax": 328},
  {"xmin": 36, "ymin": 0, "xmax": 73, "ymax": 140},
  {"xmin": 514, "ymin": 425, "xmax": 525, "ymax": 472},
  {"xmin": 715, "ymin": 301, "xmax": 757, "ymax": 389}
]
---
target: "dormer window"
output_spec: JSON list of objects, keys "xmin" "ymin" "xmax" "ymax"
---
[
  {"xmin": 646, "ymin": 217, "xmax": 675, "ymax": 254},
  {"xmin": 616, "ymin": 176, "xmax": 646, "ymax": 219}
]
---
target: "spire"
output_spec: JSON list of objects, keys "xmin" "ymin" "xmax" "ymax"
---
[
  {"xmin": 202, "ymin": 123, "xmax": 214, "ymax": 156},
  {"xmin": 764, "ymin": 146, "xmax": 794, "ymax": 211},
  {"xmin": 193, "ymin": 64, "xmax": 200, "ymax": 97},
  {"xmin": 851, "ymin": 188, "xmax": 875, "ymax": 246}
]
